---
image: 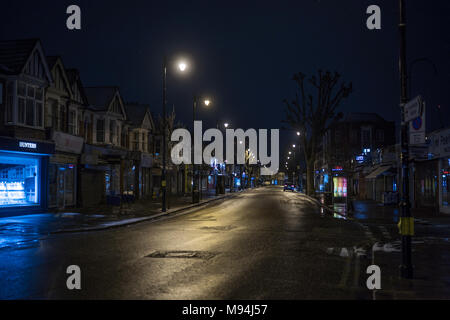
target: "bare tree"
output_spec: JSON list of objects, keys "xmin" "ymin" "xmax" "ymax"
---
[{"xmin": 283, "ymin": 70, "xmax": 352, "ymax": 196}]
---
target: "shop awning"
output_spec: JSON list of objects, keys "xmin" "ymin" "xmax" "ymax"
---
[{"xmin": 365, "ymin": 165, "xmax": 392, "ymax": 179}]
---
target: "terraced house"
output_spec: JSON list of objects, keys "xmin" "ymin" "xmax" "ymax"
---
[
  {"xmin": 0, "ymin": 38, "xmax": 167, "ymax": 216},
  {"xmin": 0, "ymin": 39, "xmax": 55, "ymax": 215}
]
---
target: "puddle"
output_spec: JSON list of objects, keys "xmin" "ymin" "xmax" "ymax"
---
[{"xmin": 0, "ymin": 222, "xmax": 42, "ymax": 250}]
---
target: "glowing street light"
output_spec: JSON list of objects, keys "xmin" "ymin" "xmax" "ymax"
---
[
  {"xmin": 178, "ymin": 61, "xmax": 187, "ymax": 72},
  {"xmin": 297, "ymin": 131, "xmax": 300, "ymax": 136},
  {"xmin": 292, "ymin": 144, "xmax": 296, "ymax": 148},
  {"xmin": 224, "ymin": 123, "xmax": 229, "ymax": 128},
  {"xmin": 204, "ymin": 99, "xmax": 211, "ymax": 106}
]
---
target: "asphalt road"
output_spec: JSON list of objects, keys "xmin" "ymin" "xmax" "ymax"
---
[{"xmin": 0, "ymin": 186, "xmax": 373, "ymax": 299}]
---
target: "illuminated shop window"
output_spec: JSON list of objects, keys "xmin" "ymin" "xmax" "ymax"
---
[{"xmin": 0, "ymin": 154, "xmax": 39, "ymax": 207}]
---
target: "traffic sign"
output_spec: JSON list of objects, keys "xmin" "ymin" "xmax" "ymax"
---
[
  {"xmin": 409, "ymin": 101, "xmax": 426, "ymax": 145},
  {"xmin": 404, "ymin": 96, "xmax": 423, "ymax": 122}
]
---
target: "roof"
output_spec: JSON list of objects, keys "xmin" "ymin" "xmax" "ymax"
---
[
  {"xmin": 0, "ymin": 39, "xmax": 39, "ymax": 74},
  {"xmin": 124, "ymin": 103, "xmax": 151, "ymax": 127},
  {"xmin": 84, "ymin": 86, "xmax": 118, "ymax": 111},
  {"xmin": 342, "ymin": 113, "xmax": 386, "ymax": 123},
  {"xmin": 66, "ymin": 68, "xmax": 89, "ymax": 105}
]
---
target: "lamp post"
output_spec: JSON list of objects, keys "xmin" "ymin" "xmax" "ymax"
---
[
  {"xmin": 192, "ymin": 96, "xmax": 211, "ymax": 203},
  {"xmin": 162, "ymin": 57, "xmax": 167, "ymax": 212},
  {"xmin": 161, "ymin": 57, "xmax": 188, "ymax": 212},
  {"xmin": 398, "ymin": 0, "xmax": 413, "ymax": 279}
]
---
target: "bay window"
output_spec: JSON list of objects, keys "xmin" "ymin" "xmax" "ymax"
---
[
  {"xmin": 16, "ymin": 81, "xmax": 43, "ymax": 127},
  {"xmin": 97, "ymin": 119, "xmax": 105, "ymax": 143},
  {"xmin": 68, "ymin": 110, "xmax": 76, "ymax": 135},
  {"xmin": 110, "ymin": 120, "xmax": 116, "ymax": 144}
]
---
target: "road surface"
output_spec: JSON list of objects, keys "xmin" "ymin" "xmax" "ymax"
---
[{"xmin": 0, "ymin": 186, "xmax": 373, "ymax": 299}]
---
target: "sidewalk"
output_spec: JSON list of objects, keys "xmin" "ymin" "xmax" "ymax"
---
[
  {"xmin": 308, "ymin": 194, "xmax": 450, "ymax": 298},
  {"xmin": 0, "ymin": 189, "xmax": 240, "ymax": 249}
]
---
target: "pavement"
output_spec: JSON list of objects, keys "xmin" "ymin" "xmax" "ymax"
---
[
  {"xmin": 311, "ymin": 195, "xmax": 450, "ymax": 299},
  {"xmin": 0, "ymin": 186, "xmax": 449, "ymax": 299}
]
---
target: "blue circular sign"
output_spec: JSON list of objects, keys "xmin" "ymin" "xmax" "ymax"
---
[{"xmin": 412, "ymin": 116, "xmax": 422, "ymax": 130}]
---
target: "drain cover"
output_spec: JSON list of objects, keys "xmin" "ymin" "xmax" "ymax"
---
[{"xmin": 146, "ymin": 250, "xmax": 216, "ymax": 260}]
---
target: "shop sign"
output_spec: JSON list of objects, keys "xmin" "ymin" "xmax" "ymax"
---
[
  {"xmin": 0, "ymin": 136, "xmax": 55, "ymax": 155},
  {"xmin": 19, "ymin": 141, "xmax": 37, "ymax": 149},
  {"xmin": 53, "ymin": 131, "xmax": 83, "ymax": 154},
  {"xmin": 50, "ymin": 153, "xmax": 78, "ymax": 164},
  {"xmin": 429, "ymin": 128, "xmax": 450, "ymax": 158}
]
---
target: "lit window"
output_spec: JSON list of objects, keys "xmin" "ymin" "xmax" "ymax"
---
[{"xmin": 0, "ymin": 154, "xmax": 39, "ymax": 207}]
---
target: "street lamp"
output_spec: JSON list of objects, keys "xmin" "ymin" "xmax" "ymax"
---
[
  {"xmin": 178, "ymin": 61, "xmax": 187, "ymax": 72},
  {"xmin": 296, "ymin": 131, "xmax": 300, "ymax": 136},
  {"xmin": 192, "ymin": 96, "xmax": 212, "ymax": 203},
  {"xmin": 161, "ymin": 57, "xmax": 188, "ymax": 212},
  {"xmin": 224, "ymin": 122, "xmax": 229, "ymax": 128}
]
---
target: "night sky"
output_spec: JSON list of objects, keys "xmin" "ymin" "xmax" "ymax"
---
[{"xmin": 1, "ymin": 0, "xmax": 449, "ymax": 157}]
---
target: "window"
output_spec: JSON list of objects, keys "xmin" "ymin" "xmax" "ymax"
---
[
  {"xmin": 142, "ymin": 132, "xmax": 145, "ymax": 151},
  {"xmin": 0, "ymin": 154, "xmax": 40, "ymax": 207},
  {"xmin": 51, "ymin": 100, "xmax": 59, "ymax": 129},
  {"xmin": 110, "ymin": 120, "xmax": 116, "ymax": 144},
  {"xmin": 68, "ymin": 110, "xmax": 76, "ymax": 135},
  {"xmin": 36, "ymin": 102, "xmax": 42, "ymax": 127},
  {"xmin": 60, "ymin": 105, "xmax": 66, "ymax": 132},
  {"xmin": 18, "ymin": 98, "xmax": 25, "ymax": 124},
  {"xmin": 16, "ymin": 81, "xmax": 43, "ymax": 127},
  {"xmin": 121, "ymin": 127, "xmax": 127, "ymax": 148},
  {"xmin": 26, "ymin": 99, "xmax": 34, "ymax": 126},
  {"xmin": 376, "ymin": 129, "xmax": 384, "ymax": 142},
  {"xmin": 148, "ymin": 133, "xmax": 152, "ymax": 153},
  {"xmin": 155, "ymin": 137, "xmax": 161, "ymax": 154},
  {"xmin": 134, "ymin": 132, "xmax": 139, "ymax": 151},
  {"xmin": 362, "ymin": 129, "xmax": 371, "ymax": 145},
  {"xmin": 84, "ymin": 116, "xmax": 91, "ymax": 142},
  {"xmin": 97, "ymin": 119, "xmax": 105, "ymax": 143},
  {"xmin": 6, "ymin": 82, "xmax": 14, "ymax": 123}
]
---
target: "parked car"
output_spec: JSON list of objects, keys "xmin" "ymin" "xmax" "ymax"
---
[{"xmin": 284, "ymin": 182, "xmax": 296, "ymax": 192}]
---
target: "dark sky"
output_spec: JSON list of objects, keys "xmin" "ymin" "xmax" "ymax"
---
[{"xmin": 1, "ymin": 0, "xmax": 449, "ymax": 157}]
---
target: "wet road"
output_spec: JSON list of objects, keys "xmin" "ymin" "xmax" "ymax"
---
[{"xmin": 0, "ymin": 186, "xmax": 373, "ymax": 299}]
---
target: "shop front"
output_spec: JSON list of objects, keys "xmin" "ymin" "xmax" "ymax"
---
[
  {"xmin": 441, "ymin": 158, "xmax": 450, "ymax": 214},
  {"xmin": 48, "ymin": 131, "xmax": 83, "ymax": 209},
  {"xmin": 424, "ymin": 127, "xmax": 450, "ymax": 214},
  {"xmin": 0, "ymin": 136, "xmax": 55, "ymax": 216}
]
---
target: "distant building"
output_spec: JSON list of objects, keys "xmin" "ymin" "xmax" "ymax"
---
[{"xmin": 316, "ymin": 112, "xmax": 396, "ymax": 200}]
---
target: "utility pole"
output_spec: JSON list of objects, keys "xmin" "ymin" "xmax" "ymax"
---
[{"xmin": 399, "ymin": 0, "xmax": 413, "ymax": 278}]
